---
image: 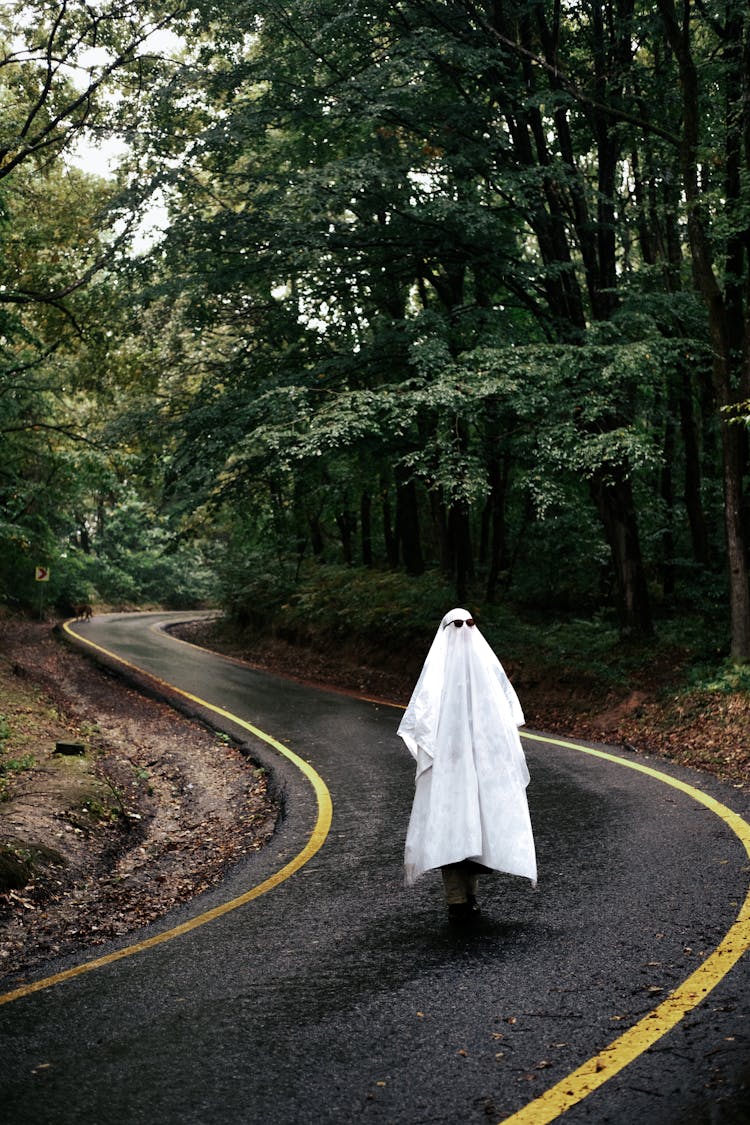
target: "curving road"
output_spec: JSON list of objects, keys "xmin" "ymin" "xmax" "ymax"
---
[{"xmin": 1, "ymin": 611, "xmax": 750, "ymax": 1124}]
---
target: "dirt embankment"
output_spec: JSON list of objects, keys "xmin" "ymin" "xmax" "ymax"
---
[{"xmin": 0, "ymin": 618, "xmax": 278, "ymax": 982}]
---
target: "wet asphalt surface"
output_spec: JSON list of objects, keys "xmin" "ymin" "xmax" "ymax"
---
[{"xmin": 2, "ymin": 611, "xmax": 750, "ymax": 1124}]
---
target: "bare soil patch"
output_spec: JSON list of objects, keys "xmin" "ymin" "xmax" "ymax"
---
[{"xmin": 0, "ymin": 616, "xmax": 278, "ymax": 984}]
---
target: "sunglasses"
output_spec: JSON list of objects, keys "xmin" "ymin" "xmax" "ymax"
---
[{"xmin": 452, "ymin": 619, "xmax": 475, "ymax": 628}]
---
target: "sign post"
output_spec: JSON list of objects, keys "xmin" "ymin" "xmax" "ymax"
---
[{"xmin": 35, "ymin": 565, "xmax": 50, "ymax": 620}]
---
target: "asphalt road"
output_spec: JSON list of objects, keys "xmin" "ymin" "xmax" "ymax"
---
[{"xmin": 1, "ymin": 610, "xmax": 750, "ymax": 1125}]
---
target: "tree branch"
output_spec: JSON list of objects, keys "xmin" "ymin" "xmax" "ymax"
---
[{"xmin": 456, "ymin": 0, "xmax": 679, "ymax": 147}]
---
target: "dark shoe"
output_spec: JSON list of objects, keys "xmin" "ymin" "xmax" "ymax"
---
[
  {"xmin": 448, "ymin": 903, "xmax": 469, "ymax": 925},
  {"xmin": 448, "ymin": 901, "xmax": 480, "ymax": 926}
]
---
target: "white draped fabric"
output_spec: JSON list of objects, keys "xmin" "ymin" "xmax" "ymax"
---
[{"xmin": 398, "ymin": 608, "xmax": 537, "ymax": 887}]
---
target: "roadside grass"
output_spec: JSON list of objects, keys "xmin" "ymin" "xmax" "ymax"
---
[{"xmin": 0, "ymin": 672, "xmax": 47, "ymax": 802}]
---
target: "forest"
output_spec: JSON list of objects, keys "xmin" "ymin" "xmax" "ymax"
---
[{"xmin": 2, "ymin": 0, "xmax": 750, "ymax": 691}]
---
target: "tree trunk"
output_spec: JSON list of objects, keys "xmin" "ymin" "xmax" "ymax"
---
[
  {"xmin": 429, "ymin": 490, "xmax": 451, "ymax": 574},
  {"xmin": 723, "ymin": 417, "xmax": 750, "ymax": 661},
  {"xmin": 590, "ymin": 467, "xmax": 653, "ymax": 635},
  {"xmin": 485, "ymin": 451, "xmax": 511, "ymax": 602},
  {"xmin": 678, "ymin": 377, "xmax": 709, "ymax": 567},
  {"xmin": 335, "ymin": 510, "xmax": 356, "ymax": 565},
  {"xmin": 381, "ymin": 481, "xmax": 398, "ymax": 568},
  {"xmin": 360, "ymin": 491, "xmax": 373, "ymax": 567},
  {"xmin": 75, "ymin": 517, "xmax": 92, "ymax": 555},
  {"xmin": 660, "ymin": 399, "xmax": 676, "ymax": 598},
  {"xmin": 309, "ymin": 515, "xmax": 324, "ymax": 557},
  {"xmin": 447, "ymin": 501, "xmax": 474, "ymax": 604},
  {"xmin": 395, "ymin": 472, "xmax": 424, "ymax": 576},
  {"xmin": 657, "ymin": 0, "xmax": 750, "ymax": 658}
]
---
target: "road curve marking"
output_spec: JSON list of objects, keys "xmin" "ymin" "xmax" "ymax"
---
[
  {"xmin": 499, "ymin": 731, "xmax": 750, "ymax": 1125},
  {"xmin": 4, "ymin": 626, "xmax": 749, "ymax": 1124},
  {"xmin": 0, "ymin": 621, "xmax": 333, "ymax": 1009}
]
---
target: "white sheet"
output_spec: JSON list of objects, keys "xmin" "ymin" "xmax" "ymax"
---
[{"xmin": 398, "ymin": 609, "xmax": 537, "ymax": 886}]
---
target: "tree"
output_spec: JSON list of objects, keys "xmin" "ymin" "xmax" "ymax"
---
[
  {"xmin": 0, "ymin": 0, "xmax": 185, "ymax": 178},
  {"xmin": 0, "ymin": 1, "xmax": 216, "ymax": 609},
  {"xmin": 20, "ymin": 0, "xmax": 730, "ymax": 647},
  {"xmin": 655, "ymin": 0, "xmax": 750, "ymax": 660}
]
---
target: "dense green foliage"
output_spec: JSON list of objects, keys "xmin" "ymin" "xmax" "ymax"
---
[{"xmin": 1, "ymin": 1, "xmax": 749, "ymax": 663}]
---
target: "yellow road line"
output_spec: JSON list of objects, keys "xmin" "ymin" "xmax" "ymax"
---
[
  {"xmin": 499, "ymin": 732, "xmax": 750, "ymax": 1125},
  {"xmin": 0, "ymin": 622, "xmax": 333, "ymax": 1009},
  {"xmin": 4, "ymin": 626, "xmax": 748, "ymax": 1124}
]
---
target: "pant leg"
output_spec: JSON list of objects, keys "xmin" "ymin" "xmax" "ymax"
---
[
  {"xmin": 441, "ymin": 862, "xmax": 479, "ymax": 905},
  {"xmin": 440, "ymin": 864, "xmax": 470, "ymax": 909}
]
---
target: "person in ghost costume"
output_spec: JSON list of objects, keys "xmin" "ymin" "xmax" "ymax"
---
[{"xmin": 398, "ymin": 608, "xmax": 536, "ymax": 923}]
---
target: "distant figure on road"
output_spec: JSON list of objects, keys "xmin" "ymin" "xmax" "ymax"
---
[{"xmin": 398, "ymin": 608, "xmax": 536, "ymax": 925}]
